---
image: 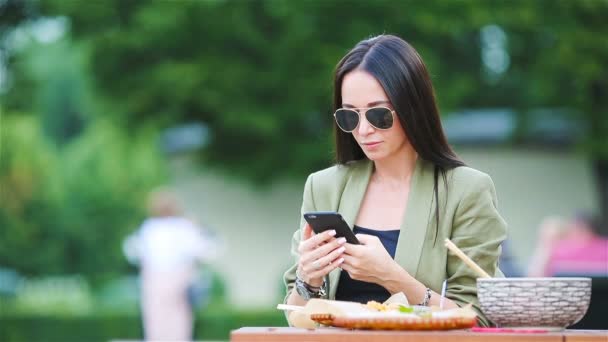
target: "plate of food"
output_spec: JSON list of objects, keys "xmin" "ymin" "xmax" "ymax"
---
[{"xmin": 279, "ymin": 292, "xmax": 477, "ymax": 330}]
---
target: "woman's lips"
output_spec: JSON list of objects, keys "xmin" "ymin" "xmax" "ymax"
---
[{"xmin": 363, "ymin": 141, "xmax": 382, "ymax": 149}]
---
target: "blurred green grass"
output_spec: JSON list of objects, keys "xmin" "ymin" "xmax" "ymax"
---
[{"xmin": 0, "ymin": 309, "xmax": 286, "ymax": 342}]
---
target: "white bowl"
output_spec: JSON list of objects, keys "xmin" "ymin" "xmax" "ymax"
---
[{"xmin": 477, "ymin": 277, "xmax": 591, "ymax": 329}]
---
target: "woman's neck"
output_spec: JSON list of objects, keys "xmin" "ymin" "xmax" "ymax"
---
[{"xmin": 372, "ymin": 145, "xmax": 418, "ymax": 186}]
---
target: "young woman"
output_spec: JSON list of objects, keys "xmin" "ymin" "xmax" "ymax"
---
[{"xmin": 283, "ymin": 35, "xmax": 507, "ymax": 327}]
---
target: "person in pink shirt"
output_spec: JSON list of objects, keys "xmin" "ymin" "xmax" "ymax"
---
[{"xmin": 528, "ymin": 213, "xmax": 608, "ymax": 277}]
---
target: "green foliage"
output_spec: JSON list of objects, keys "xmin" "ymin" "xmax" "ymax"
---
[
  {"xmin": 0, "ymin": 114, "xmax": 166, "ymax": 280},
  {"xmin": 0, "ymin": 267, "xmax": 228, "ymax": 318},
  {"xmin": 1, "ymin": 31, "xmax": 93, "ymax": 145},
  {"xmin": 34, "ymin": 0, "xmax": 607, "ymax": 183},
  {"xmin": 9, "ymin": 275, "xmax": 94, "ymax": 316},
  {"xmin": 0, "ymin": 115, "xmax": 64, "ymax": 275},
  {"xmin": 0, "ymin": 310, "xmax": 286, "ymax": 342}
]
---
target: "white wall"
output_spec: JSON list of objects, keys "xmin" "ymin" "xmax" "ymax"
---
[
  {"xmin": 457, "ymin": 148, "xmax": 597, "ymax": 264},
  {"xmin": 169, "ymin": 148, "xmax": 597, "ymax": 308},
  {"xmin": 170, "ymin": 155, "xmax": 303, "ymax": 308}
]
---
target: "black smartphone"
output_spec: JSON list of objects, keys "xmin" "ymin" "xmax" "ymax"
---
[{"xmin": 303, "ymin": 211, "xmax": 360, "ymax": 244}]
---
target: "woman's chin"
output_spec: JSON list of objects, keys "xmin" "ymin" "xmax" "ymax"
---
[{"xmin": 363, "ymin": 151, "xmax": 387, "ymax": 161}]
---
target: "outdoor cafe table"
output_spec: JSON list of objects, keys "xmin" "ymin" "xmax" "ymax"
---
[{"xmin": 231, "ymin": 327, "xmax": 608, "ymax": 342}]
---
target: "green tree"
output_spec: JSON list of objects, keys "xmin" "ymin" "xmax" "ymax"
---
[
  {"xmin": 0, "ymin": 114, "xmax": 166, "ymax": 280},
  {"xmin": 5, "ymin": 0, "xmax": 607, "ymax": 220}
]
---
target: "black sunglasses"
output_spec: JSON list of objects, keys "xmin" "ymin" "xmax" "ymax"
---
[{"xmin": 334, "ymin": 106, "xmax": 395, "ymax": 133}]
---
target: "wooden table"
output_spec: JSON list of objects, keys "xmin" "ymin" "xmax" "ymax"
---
[{"xmin": 231, "ymin": 327, "xmax": 608, "ymax": 342}]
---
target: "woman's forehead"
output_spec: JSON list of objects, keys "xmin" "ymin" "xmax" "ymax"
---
[{"xmin": 341, "ymin": 70, "xmax": 390, "ymax": 107}]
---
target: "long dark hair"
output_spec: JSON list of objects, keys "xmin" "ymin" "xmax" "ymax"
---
[{"xmin": 333, "ymin": 35, "xmax": 465, "ymax": 241}]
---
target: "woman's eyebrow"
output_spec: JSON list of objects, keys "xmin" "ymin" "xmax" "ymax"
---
[{"xmin": 342, "ymin": 100, "xmax": 391, "ymax": 108}]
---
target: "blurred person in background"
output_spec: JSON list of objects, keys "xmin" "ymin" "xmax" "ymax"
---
[
  {"xmin": 123, "ymin": 187, "xmax": 218, "ymax": 341},
  {"xmin": 528, "ymin": 213, "xmax": 607, "ymax": 277},
  {"xmin": 283, "ymin": 34, "xmax": 507, "ymax": 327}
]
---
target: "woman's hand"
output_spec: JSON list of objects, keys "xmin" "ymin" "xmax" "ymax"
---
[
  {"xmin": 297, "ymin": 224, "xmax": 346, "ymax": 287},
  {"xmin": 341, "ymin": 233, "xmax": 399, "ymax": 284}
]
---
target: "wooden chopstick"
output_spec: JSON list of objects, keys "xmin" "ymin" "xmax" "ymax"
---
[
  {"xmin": 276, "ymin": 304, "xmax": 304, "ymax": 311},
  {"xmin": 444, "ymin": 239, "xmax": 491, "ymax": 278}
]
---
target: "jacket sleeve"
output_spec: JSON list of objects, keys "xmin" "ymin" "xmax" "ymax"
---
[
  {"xmin": 283, "ymin": 173, "xmax": 328, "ymax": 324},
  {"xmin": 446, "ymin": 172, "xmax": 507, "ymax": 327}
]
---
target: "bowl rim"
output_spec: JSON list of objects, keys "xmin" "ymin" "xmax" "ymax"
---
[{"xmin": 476, "ymin": 277, "xmax": 591, "ymax": 282}]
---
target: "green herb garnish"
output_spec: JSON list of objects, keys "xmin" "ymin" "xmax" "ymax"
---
[{"xmin": 398, "ymin": 305, "xmax": 414, "ymax": 313}]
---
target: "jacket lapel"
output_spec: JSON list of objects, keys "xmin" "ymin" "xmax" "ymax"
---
[
  {"xmin": 338, "ymin": 160, "xmax": 374, "ymax": 227},
  {"xmin": 328, "ymin": 160, "xmax": 373, "ymax": 298},
  {"xmin": 394, "ymin": 158, "xmax": 435, "ymax": 278}
]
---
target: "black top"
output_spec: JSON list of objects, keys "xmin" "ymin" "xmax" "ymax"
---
[{"xmin": 335, "ymin": 225, "xmax": 400, "ymax": 304}]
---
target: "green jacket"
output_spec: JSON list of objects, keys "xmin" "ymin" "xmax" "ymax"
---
[{"xmin": 283, "ymin": 158, "xmax": 507, "ymax": 327}]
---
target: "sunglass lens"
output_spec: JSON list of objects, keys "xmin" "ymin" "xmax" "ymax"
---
[
  {"xmin": 366, "ymin": 107, "xmax": 393, "ymax": 129},
  {"xmin": 335, "ymin": 109, "xmax": 359, "ymax": 132}
]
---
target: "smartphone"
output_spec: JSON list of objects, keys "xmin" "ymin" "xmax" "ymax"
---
[{"xmin": 303, "ymin": 211, "xmax": 360, "ymax": 244}]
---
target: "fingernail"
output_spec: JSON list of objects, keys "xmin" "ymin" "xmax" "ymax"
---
[
  {"xmin": 338, "ymin": 258, "xmax": 344, "ymax": 264},
  {"xmin": 337, "ymin": 237, "xmax": 346, "ymax": 244},
  {"xmin": 338, "ymin": 246, "xmax": 345, "ymax": 253},
  {"xmin": 328, "ymin": 230, "xmax": 336, "ymax": 236}
]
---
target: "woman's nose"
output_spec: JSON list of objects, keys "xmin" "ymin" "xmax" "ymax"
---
[{"xmin": 357, "ymin": 114, "xmax": 375, "ymax": 135}]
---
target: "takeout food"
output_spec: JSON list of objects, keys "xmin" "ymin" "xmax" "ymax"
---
[
  {"xmin": 286, "ymin": 293, "xmax": 477, "ymax": 330},
  {"xmin": 308, "ymin": 299, "xmax": 477, "ymax": 330}
]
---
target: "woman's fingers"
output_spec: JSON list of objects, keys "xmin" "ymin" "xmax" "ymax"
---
[
  {"xmin": 343, "ymin": 241, "xmax": 363, "ymax": 257},
  {"xmin": 339, "ymin": 255, "xmax": 362, "ymax": 280},
  {"xmin": 309, "ymin": 243, "xmax": 345, "ymax": 270},
  {"xmin": 307, "ymin": 255, "xmax": 344, "ymax": 280},
  {"xmin": 298, "ymin": 234, "xmax": 346, "ymax": 282},
  {"xmin": 302, "ymin": 223, "xmax": 314, "ymax": 241},
  {"xmin": 297, "ymin": 228, "xmax": 348, "ymax": 285},
  {"xmin": 340, "ymin": 254, "xmax": 357, "ymax": 268},
  {"xmin": 298, "ymin": 229, "xmax": 336, "ymax": 253},
  {"xmin": 307, "ymin": 237, "xmax": 346, "ymax": 261},
  {"xmin": 299, "ymin": 236, "xmax": 346, "ymax": 268}
]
